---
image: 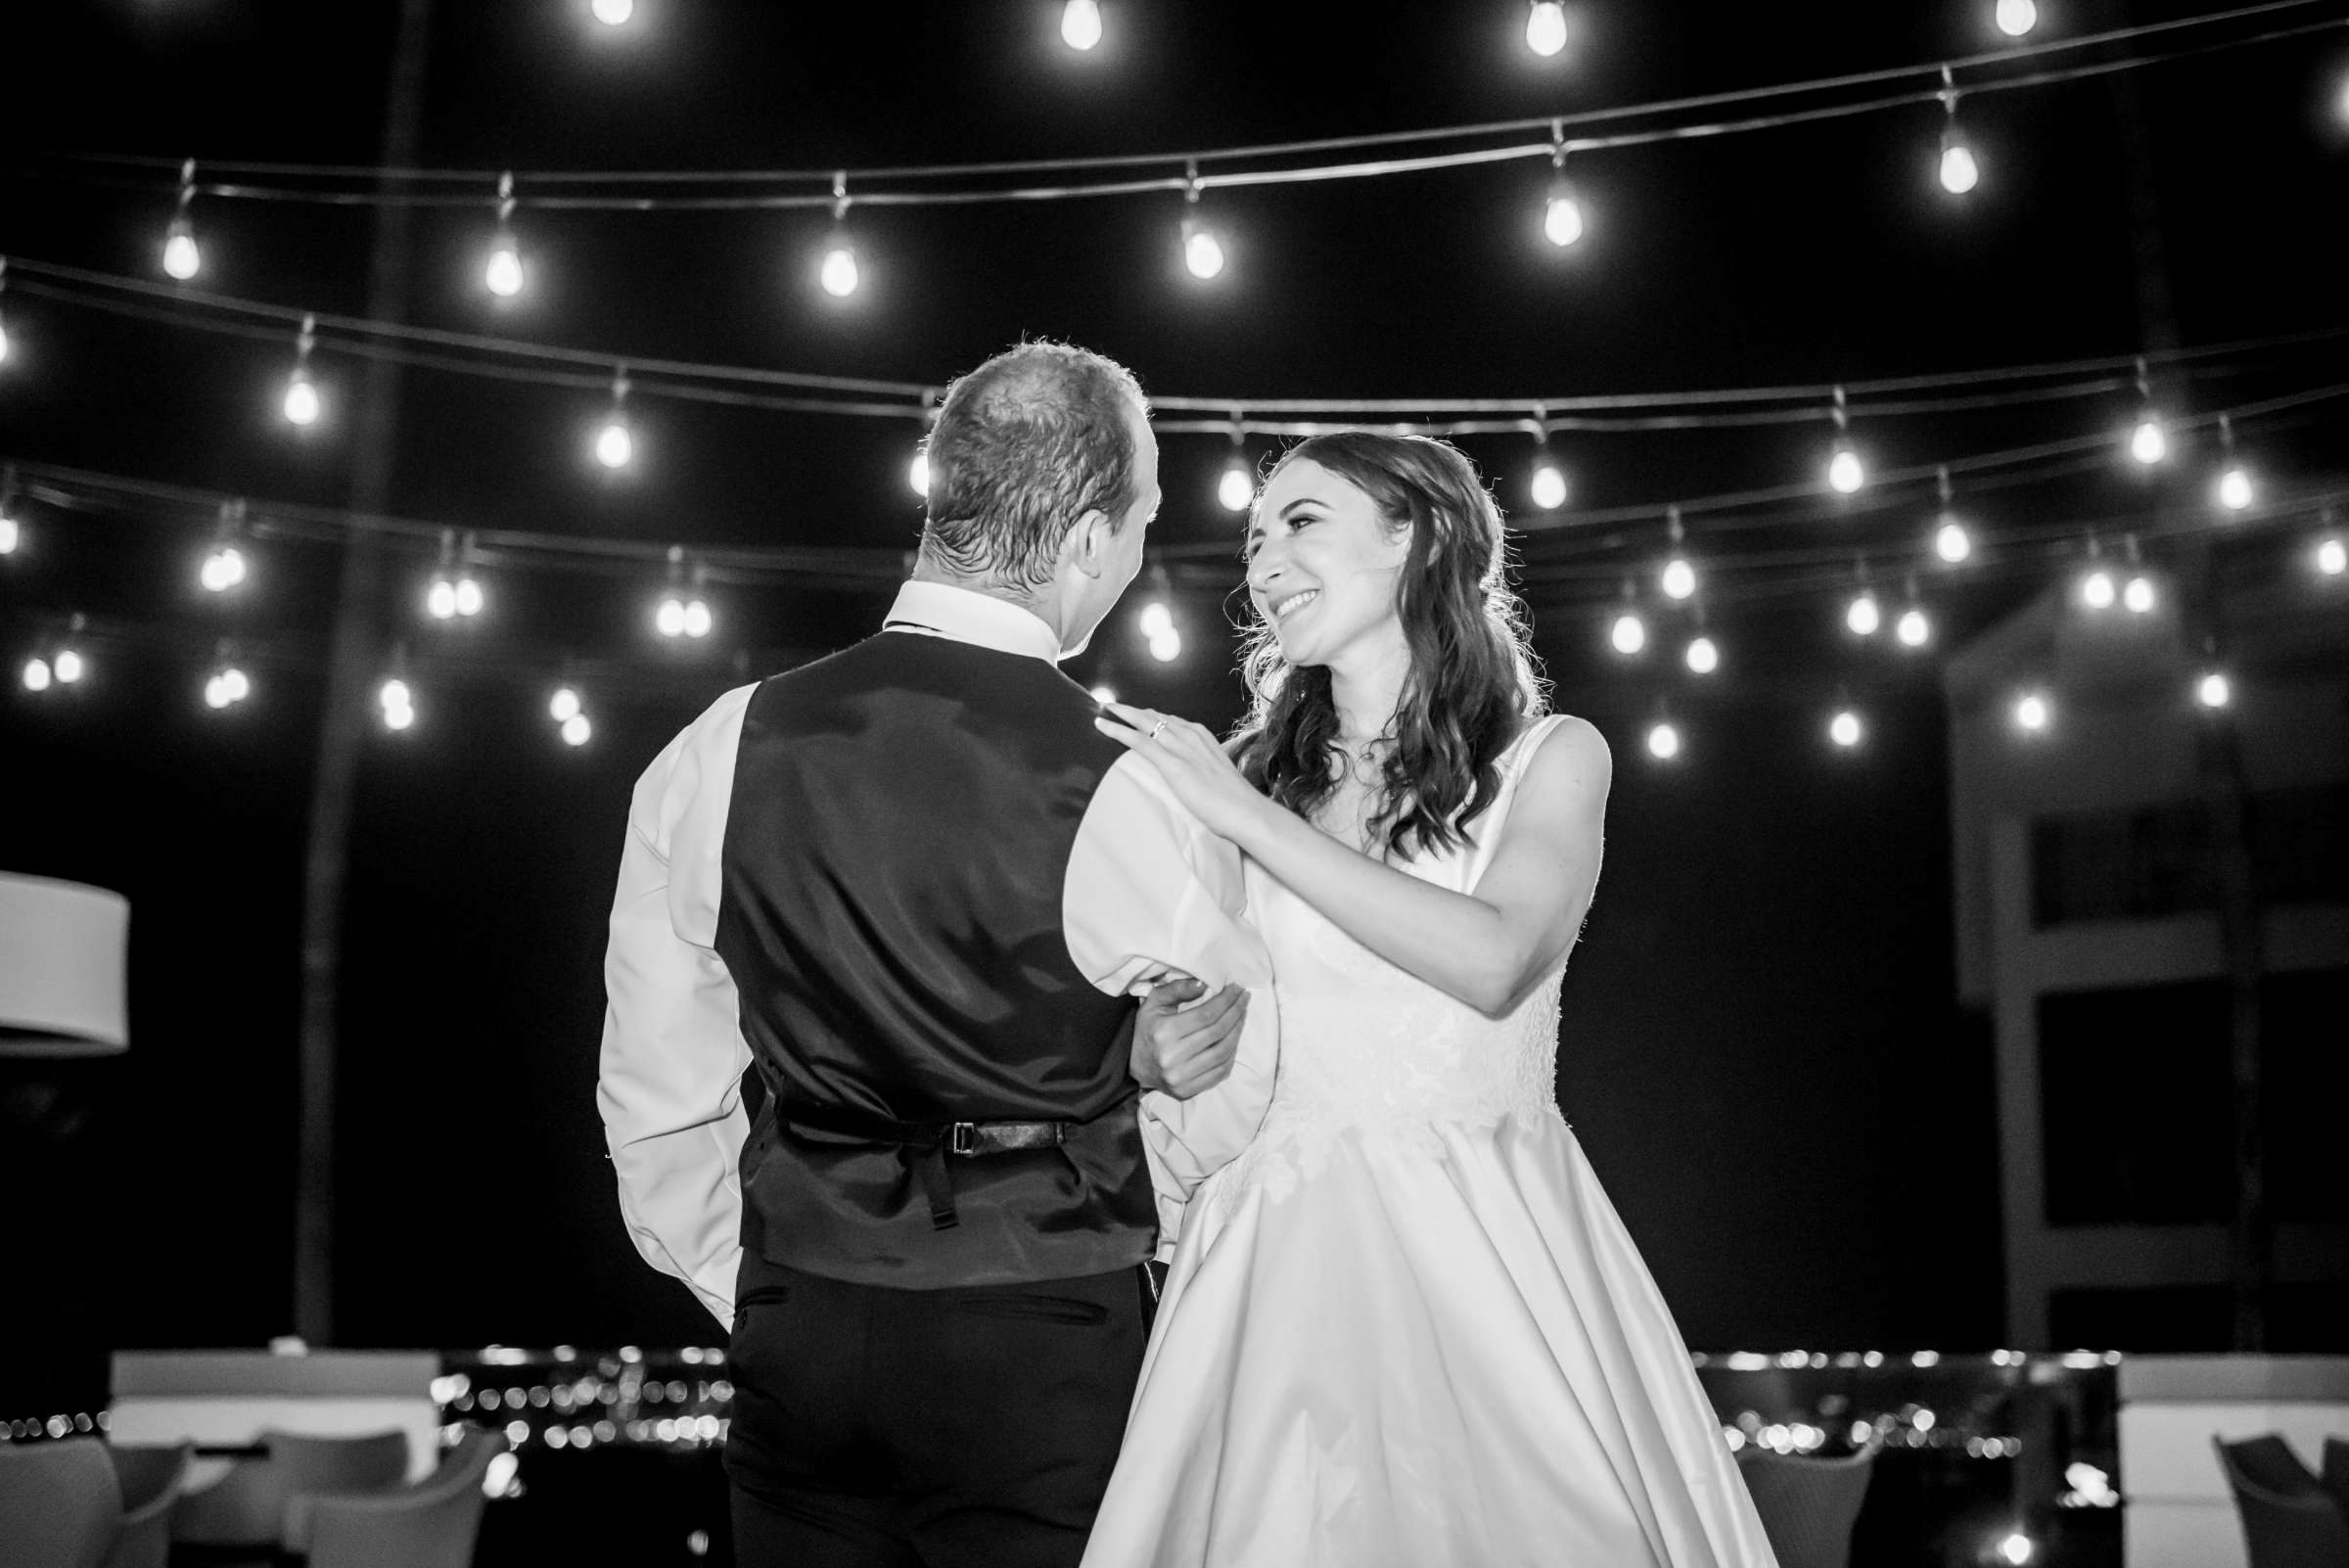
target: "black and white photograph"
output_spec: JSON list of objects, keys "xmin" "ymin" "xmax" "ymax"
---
[{"xmin": 2, "ymin": 3, "xmax": 2347, "ymax": 1566}]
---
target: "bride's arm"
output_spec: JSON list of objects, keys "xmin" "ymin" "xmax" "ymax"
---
[{"xmin": 1098, "ymin": 707, "xmax": 1611, "ymax": 1018}]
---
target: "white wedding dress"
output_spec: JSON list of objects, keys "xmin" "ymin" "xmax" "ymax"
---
[{"xmin": 1083, "ymin": 715, "xmax": 1779, "ymax": 1568}]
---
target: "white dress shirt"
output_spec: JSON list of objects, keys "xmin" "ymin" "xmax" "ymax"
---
[{"xmin": 598, "ymin": 580, "xmax": 1279, "ymax": 1324}]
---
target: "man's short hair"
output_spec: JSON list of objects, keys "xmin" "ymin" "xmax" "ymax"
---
[{"xmin": 919, "ymin": 342, "xmax": 1148, "ymax": 590}]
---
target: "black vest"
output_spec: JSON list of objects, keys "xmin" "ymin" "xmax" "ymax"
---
[{"xmin": 715, "ymin": 631, "xmax": 1157, "ymax": 1288}]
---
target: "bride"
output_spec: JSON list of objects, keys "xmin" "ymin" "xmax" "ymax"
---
[{"xmin": 1085, "ymin": 433, "xmax": 1776, "ymax": 1567}]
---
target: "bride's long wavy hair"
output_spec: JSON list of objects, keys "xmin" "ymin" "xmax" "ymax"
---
[{"xmin": 1230, "ymin": 432, "xmax": 1547, "ymax": 859}]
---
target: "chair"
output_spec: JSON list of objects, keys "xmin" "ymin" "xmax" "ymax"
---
[
  {"xmin": 172, "ymin": 1426, "xmax": 409, "ymax": 1549},
  {"xmin": 292, "ymin": 1426, "xmax": 508, "ymax": 1568},
  {"xmin": 0, "ymin": 1437, "xmax": 123, "ymax": 1568},
  {"xmin": 2213, "ymin": 1434, "xmax": 2349, "ymax": 1568},
  {"xmin": 1733, "ymin": 1437, "xmax": 1880, "ymax": 1568},
  {"xmin": 2322, "ymin": 1436, "xmax": 2349, "ymax": 1518},
  {"xmin": 101, "ymin": 1443, "xmax": 191, "ymax": 1568}
]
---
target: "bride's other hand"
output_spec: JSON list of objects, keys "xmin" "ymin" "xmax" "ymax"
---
[
  {"xmin": 1128, "ymin": 976, "xmax": 1249, "ymax": 1100},
  {"xmin": 1094, "ymin": 702, "xmax": 1266, "ymax": 844}
]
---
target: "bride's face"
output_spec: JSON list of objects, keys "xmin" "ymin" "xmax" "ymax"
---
[{"xmin": 1245, "ymin": 459, "xmax": 1411, "ymax": 668}]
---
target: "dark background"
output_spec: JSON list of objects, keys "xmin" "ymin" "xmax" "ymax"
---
[{"xmin": 2, "ymin": 1, "xmax": 2343, "ymax": 1366}]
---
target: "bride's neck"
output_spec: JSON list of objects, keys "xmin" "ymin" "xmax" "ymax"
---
[{"xmin": 1326, "ymin": 624, "xmax": 1411, "ymax": 746}]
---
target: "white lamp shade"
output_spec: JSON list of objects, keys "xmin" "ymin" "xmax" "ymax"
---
[{"xmin": 0, "ymin": 873, "xmax": 129, "ymax": 1056}]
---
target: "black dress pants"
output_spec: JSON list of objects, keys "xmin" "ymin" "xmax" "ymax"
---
[{"xmin": 724, "ymin": 1253, "xmax": 1157, "ymax": 1568}]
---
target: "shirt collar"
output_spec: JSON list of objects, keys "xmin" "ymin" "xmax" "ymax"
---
[{"xmin": 882, "ymin": 580, "xmax": 1064, "ymax": 666}]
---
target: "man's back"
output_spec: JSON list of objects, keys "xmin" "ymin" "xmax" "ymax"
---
[{"xmin": 720, "ymin": 629, "xmax": 1157, "ymax": 1286}]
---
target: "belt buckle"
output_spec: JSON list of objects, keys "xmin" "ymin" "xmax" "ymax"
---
[{"xmin": 947, "ymin": 1122, "xmax": 979, "ymax": 1156}]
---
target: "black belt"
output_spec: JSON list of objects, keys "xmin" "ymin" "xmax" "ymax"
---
[{"xmin": 776, "ymin": 1101, "xmax": 1069, "ymax": 1231}]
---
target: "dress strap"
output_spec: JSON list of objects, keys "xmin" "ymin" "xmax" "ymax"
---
[{"xmin": 1463, "ymin": 714, "xmax": 1571, "ymax": 889}]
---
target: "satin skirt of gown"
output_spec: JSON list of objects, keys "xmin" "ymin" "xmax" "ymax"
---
[{"xmin": 1082, "ymin": 716, "xmax": 1779, "ymax": 1568}]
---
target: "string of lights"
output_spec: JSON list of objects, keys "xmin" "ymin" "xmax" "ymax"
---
[{"xmin": 22, "ymin": 1, "xmax": 2339, "ymax": 216}]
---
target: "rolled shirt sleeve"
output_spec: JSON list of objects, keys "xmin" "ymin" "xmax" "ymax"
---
[
  {"xmin": 596, "ymin": 684, "xmax": 758, "ymax": 1327},
  {"xmin": 1064, "ymin": 753, "xmax": 1279, "ymax": 1260}
]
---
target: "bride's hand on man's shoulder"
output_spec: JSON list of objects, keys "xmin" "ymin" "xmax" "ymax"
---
[{"xmin": 1093, "ymin": 701, "xmax": 1265, "ymax": 842}]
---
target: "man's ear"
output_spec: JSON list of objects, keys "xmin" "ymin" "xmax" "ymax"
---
[{"xmin": 1067, "ymin": 508, "xmax": 1114, "ymax": 579}]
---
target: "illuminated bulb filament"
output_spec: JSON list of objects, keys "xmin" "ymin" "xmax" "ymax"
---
[
  {"xmin": 908, "ymin": 451, "xmax": 930, "ymax": 497},
  {"xmin": 550, "ymin": 687, "xmax": 582, "ymax": 723},
  {"xmin": 2217, "ymin": 466, "xmax": 2252, "ymax": 512},
  {"xmin": 0, "ymin": 317, "xmax": 15, "ymax": 365},
  {"xmin": 426, "ymin": 577, "xmax": 459, "ymax": 620},
  {"xmin": 2080, "ymin": 569, "xmax": 2116, "ymax": 610},
  {"xmin": 283, "ymin": 371, "xmax": 320, "ymax": 427},
  {"xmin": 2196, "ymin": 671, "xmax": 2231, "ymax": 710},
  {"xmin": 485, "ymin": 240, "xmax": 523, "ymax": 299},
  {"xmin": 561, "ymin": 713, "xmax": 593, "ymax": 747},
  {"xmin": 1525, "ymin": 1, "xmax": 1568, "ymax": 56},
  {"xmin": 595, "ymin": 419, "xmax": 634, "ymax": 470},
  {"xmin": 1183, "ymin": 227, "xmax": 1226, "ymax": 281},
  {"xmin": 453, "ymin": 576, "xmax": 484, "ymax": 617},
  {"xmin": 1829, "ymin": 710, "xmax": 1863, "ymax": 748},
  {"xmin": 53, "ymin": 649, "xmax": 83, "ymax": 684},
  {"xmin": 200, "ymin": 545, "xmax": 248, "ymax": 593},
  {"xmin": 2318, "ymin": 536, "xmax": 2346, "ymax": 576},
  {"xmin": 1061, "ymin": 0, "xmax": 1102, "ymax": 49},
  {"xmin": 1530, "ymin": 461, "xmax": 1568, "ymax": 512},
  {"xmin": 1935, "ymin": 519, "xmax": 1972, "ymax": 564},
  {"xmin": 1683, "ymin": 636, "xmax": 1719, "ymax": 674},
  {"xmin": 655, "ymin": 597, "xmax": 688, "ymax": 638},
  {"xmin": 1218, "ymin": 464, "xmax": 1254, "ymax": 512},
  {"xmin": 1660, "ymin": 557, "xmax": 1696, "ymax": 600},
  {"xmin": 1827, "ymin": 445, "xmax": 1865, "ymax": 495},
  {"xmin": 820, "ymin": 241, "xmax": 859, "ymax": 299},
  {"xmin": 1147, "ymin": 628, "xmax": 1181, "ymax": 663},
  {"xmin": 1138, "ymin": 601, "xmax": 1173, "ymax": 638},
  {"xmin": 1645, "ymin": 721, "xmax": 1681, "ymax": 761},
  {"xmin": 592, "ymin": 0, "xmax": 633, "ymax": 23},
  {"xmin": 682, "ymin": 599, "xmax": 713, "ymax": 639},
  {"xmin": 1995, "ymin": 0, "xmax": 2038, "ymax": 36},
  {"xmin": 0, "ymin": 514, "xmax": 19, "ymax": 554},
  {"xmin": 2129, "ymin": 418, "xmax": 2166, "ymax": 466},
  {"xmin": 2014, "ymin": 692, "xmax": 2050, "ymax": 732},
  {"xmin": 1939, "ymin": 140, "xmax": 1980, "ymax": 195},
  {"xmin": 22, "ymin": 656, "xmax": 51, "ymax": 692},
  {"xmin": 1846, "ymin": 591, "xmax": 1880, "ymax": 636},
  {"xmin": 1610, "ymin": 612, "xmax": 1645, "ymax": 656},
  {"xmin": 1543, "ymin": 193, "xmax": 1585, "ymax": 248},
  {"xmin": 1896, "ymin": 607, "xmax": 1931, "ymax": 647},
  {"xmin": 162, "ymin": 221, "xmax": 201, "ymax": 281},
  {"xmin": 2122, "ymin": 575, "xmax": 2155, "ymax": 614}
]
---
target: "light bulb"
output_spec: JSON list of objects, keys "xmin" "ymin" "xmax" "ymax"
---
[
  {"xmin": 383, "ymin": 700, "xmax": 415, "ymax": 731},
  {"xmin": 1645, "ymin": 721, "xmax": 1681, "ymax": 761},
  {"xmin": 2080, "ymin": 569, "xmax": 2115, "ymax": 610},
  {"xmin": 1995, "ymin": 0, "xmax": 2037, "ymax": 36},
  {"xmin": 908, "ymin": 450, "xmax": 930, "ymax": 497},
  {"xmin": 2196, "ymin": 671, "xmax": 2231, "ymax": 709},
  {"xmin": 655, "ymin": 596, "xmax": 687, "ymax": 637},
  {"xmin": 204, "ymin": 672, "xmax": 231, "ymax": 710},
  {"xmin": 1218, "ymin": 463, "xmax": 1254, "ymax": 512},
  {"xmin": 561, "ymin": 713, "xmax": 592, "ymax": 747},
  {"xmin": 2129, "ymin": 417, "xmax": 2165, "ymax": 465},
  {"xmin": 1183, "ymin": 227, "xmax": 1225, "ymax": 280},
  {"xmin": 1684, "ymin": 635, "xmax": 1719, "ymax": 674},
  {"xmin": 1939, "ymin": 141, "xmax": 1980, "ymax": 195},
  {"xmin": 0, "ymin": 513, "xmax": 18, "ymax": 554},
  {"xmin": 550, "ymin": 686, "xmax": 582, "ymax": 723},
  {"xmin": 1543, "ymin": 193, "xmax": 1585, "ymax": 248},
  {"xmin": 0, "ymin": 317, "xmax": 13, "ymax": 365},
  {"xmin": 1089, "ymin": 684, "xmax": 1117, "ymax": 705},
  {"xmin": 682, "ymin": 599, "xmax": 713, "ymax": 638},
  {"xmin": 1846, "ymin": 591, "xmax": 1880, "ymax": 636},
  {"xmin": 484, "ymin": 240, "xmax": 523, "ymax": 298},
  {"xmin": 1525, "ymin": 1, "xmax": 1568, "ymax": 56},
  {"xmin": 1897, "ymin": 607, "xmax": 1931, "ymax": 647},
  {"xmin": 1610, "ymin": 612, "xmax": 1645, "ymax": 655},
  {"xmin": 283, "ymin": 371, "xmax": 320, "ymax": 427},
  {"xmin": 2318, "ymin": 536, "xmax": 2346, "ymax": 576},
  {"xmin": 1060, "ymin": 0, "xmax": 1102, "ymax": 49},
  {"xmin": 1827, "ymin": 444, "xmax": 1865, "ymax": 494},
  {"xmin": 426, "ymin": 577, "xmax": 458, "ymax": 620},
  {"xmin": 595, "ymin": 419, "xmax": 633, "ymax": 469},
  {"xmin": 1147, "ymin": 627, "xmax": 1181, "ymax": 663},
  {"xmin": 1530, "ymin": 461, "xmax": 1568, "ymax": 512},
  {"xmin": 1660, "ymin": 557, "xmax": 1696, "ymax": 600},
  {"xmin": 2013, "ymin": 692, "xmax": 2050, "ymax": 732},
  {"xmin": 53, "ymin": 649, "xmax": 83, "ymax": 684},
  {"xmin": 819, "ymin": 240, "xmax": 859, "ymax": 299},
  {"xmin": 220, "ymin": 667, "xmax": 250, "ymax": 703},
  {"xmin": 379, "ymin": 678, "xmax": 411, "ymax": 711},
  {"xmin": 454, "ymin": 576, "xmax": 484, "ymax": 617},
  {"xmin": 1935, "ymin": 518, "xmax": 1972, "ymax": 564},
  {"xmin": 1138, "ymin": 601, "xmax": 1173, "ymax": 638},
  {"xmin": 1829, "ymin": 710, "xmax": 1862, "ymax": 748},
  {"xmin": 22, "ymin": 656, "xmax": 51, "ymax": 692},
  {"xmin": 1999, "ymin": 1533, "xmax": 2034, "ymax": 1566},
  {"xmin": 2216, "ymin": 466, "xmax": 2252, "ymax": 512},
  {"xmin": 2122, "ymin": 575, "xmax": 2155, "ymax": 614},
  {"xmin": 592, "ymin": 0, "xmax": 632, "ymax": 23},
  {"xmin": 162, "ymin": 220, "xmax": 201, "ymax": 281},
  {"xmin": 200, "ymin": 545, "xmax": 248, "ymax": 592}
]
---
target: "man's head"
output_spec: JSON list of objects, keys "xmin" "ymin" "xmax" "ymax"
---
[{"xmin": 915, "ymin": 342, "xmax": 1160, "ymax": 657}]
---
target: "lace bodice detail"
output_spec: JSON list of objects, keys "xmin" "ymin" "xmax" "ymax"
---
[{"xmin": 1215, "ymin": 717, "xmax": 1572, "ymax": 1211}]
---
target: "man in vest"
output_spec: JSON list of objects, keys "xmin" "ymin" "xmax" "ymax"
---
[{"xmin": 598, "ymin": 341, "xmax": 1276, "ymax": 1567}]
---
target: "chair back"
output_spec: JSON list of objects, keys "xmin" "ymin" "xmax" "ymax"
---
[
  {"xmin": 100, "ymin": 1443, "xmax": 190, "ymax": 1568},
  {"xmin": 1734, "ymin": 1439, "xmax": 1880, "ymax": 1568},
  {"xmin": 2213, "ymin": 1434, "xmax": 2349, "ymax": 1568},
  {"xmin": 2320, "ymin": 1436, "xmax": 2349, "ymax": 1517},
  {"xmin": 306, "ymin": 1427, "xmax": 509, "ymax": 1568},
  {"xmin": 0, "ymin": 1438, "xmax": 123, "ymax": 1568}
]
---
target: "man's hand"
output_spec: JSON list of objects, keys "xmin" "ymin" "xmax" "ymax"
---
[{"xmin": 1128, "ymin": 977, "xmax": 1249, "ymax": 1100}]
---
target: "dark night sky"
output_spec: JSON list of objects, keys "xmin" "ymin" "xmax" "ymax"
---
[{"xmin": 2, "ymin": 1, "xmax": 2343, "ymax": 1362}]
